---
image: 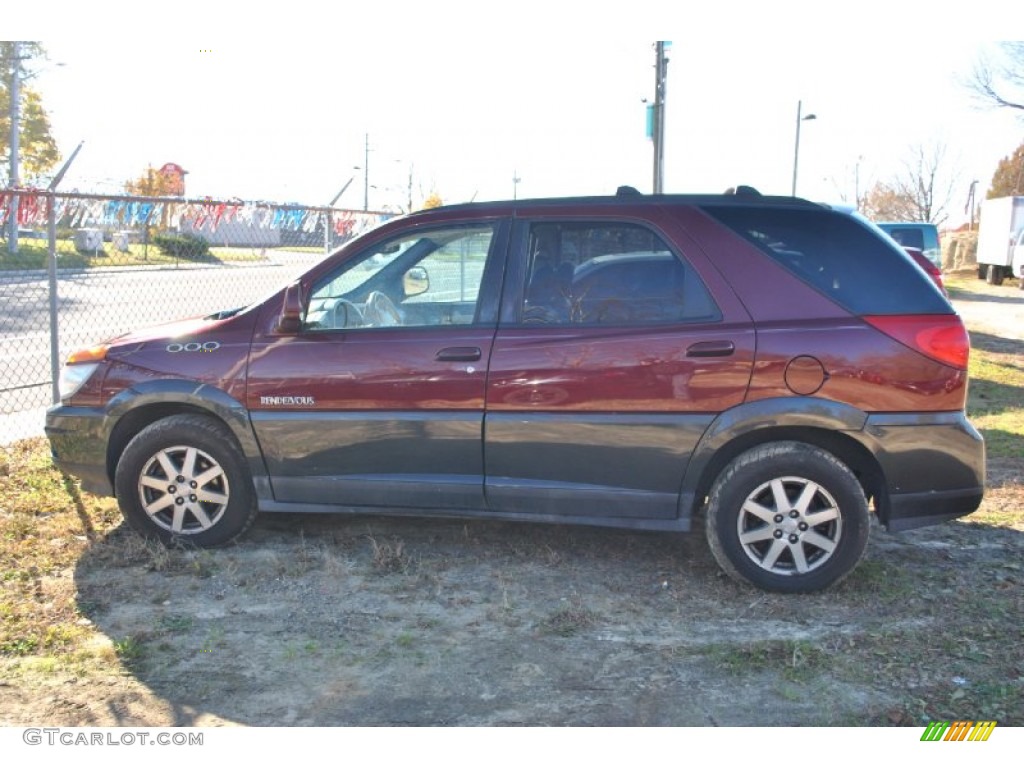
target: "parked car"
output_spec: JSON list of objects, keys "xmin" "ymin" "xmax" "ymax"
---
[
  {"xmin": 875, "ymin": 221, "xmax": 942, "ymax": 268},
  {"xmin": 902, "ymin": 245, "xmax": 947, "ymax": 295},
  {"xmin": 46, "ymin": 188, "xmax": 984, "ymax": 593}
]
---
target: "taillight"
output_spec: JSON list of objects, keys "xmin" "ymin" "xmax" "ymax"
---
[
  {"xmin": 862, "ymin": 315, "xmax": 969, "ymax": 370},
  {"xmin": 903, "ymin": 247, "xmax": 946, "ymax": 295}
]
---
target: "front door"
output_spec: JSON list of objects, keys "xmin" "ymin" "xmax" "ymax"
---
[{"xmin": 247, "ymin": 219, "xmax": 508, "ymax": 510}]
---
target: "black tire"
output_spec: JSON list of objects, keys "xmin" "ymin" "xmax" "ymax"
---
[
  {"xmin": 986, "ymin": 265, "xmax": 1004, "ymax": 286},
  {"xmin": 114, "ymin": 414, "xmax": 258, "ymax": 547},
  {"xmin": 704, "ymin": 442, "xmax": 870, "ymax": 593},
  {"xmin": 977, "ymin": 264, "xmax": 987, "ymax": 281}
]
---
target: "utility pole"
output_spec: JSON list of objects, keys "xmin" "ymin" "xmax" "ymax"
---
[
  {"xmin": 854, "ymin": 156, "xmax": 863, "ymax": 210},
  {"xmin": 363, "ymin": 133, "xmax": 369, "ymax": 212},
  {"xmin": 407, "ymin": 163, "xmax": 414, "ymax": 212},
  {"xmin": 651, "ymin": 42, "xmax": 669, "ymax": 194},
  {"xmin": 965, "ymin": 180, "xmax": 978, "ymax": 232},
  {"xmin": 7, "ymin": 41, "xmax": 23, "ymax": 254}
]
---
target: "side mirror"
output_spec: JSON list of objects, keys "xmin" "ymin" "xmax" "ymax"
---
[
  {"xmin": 276, "ymin": 281, "xmax": 305, "ymax": 334},
  {"xmin": 403, "ymin": 266, "xmax": 429, "ymax": 298}
]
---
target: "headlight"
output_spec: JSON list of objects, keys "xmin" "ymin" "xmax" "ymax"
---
[
  {"xmin": 58, "ymin": 345, "xmax": 107, "ymax": 402},
  {"xmin": 58, "ymin": 362, "xmax": 100, "ymax": 401}
]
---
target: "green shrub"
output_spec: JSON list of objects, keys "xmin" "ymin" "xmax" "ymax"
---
[{"xmin": 152, "ymin": 232, "xmax": 211, "ymax": 259}]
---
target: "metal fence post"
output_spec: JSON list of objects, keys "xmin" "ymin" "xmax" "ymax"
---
[{"xmin": 47, "ymin": 190, "xmax": 60, "ymax": 404}]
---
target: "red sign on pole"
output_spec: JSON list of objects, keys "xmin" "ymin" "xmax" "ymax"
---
[{"xmin": 159, "ymin": 163, "xmax": 187, "ymax": 196}]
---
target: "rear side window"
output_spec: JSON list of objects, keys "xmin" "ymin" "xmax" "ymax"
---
[
  {"xmin": 876, "ymin": 223, "xmax": 941, "ymax": 266},
  {"xmin": 520, "ymin": 222, "xmax": 720, "ymax": 325},
  {"xmin": 883, "ymin": 226, "xmax": 924, "ymax": 250},
  {"xmin": 703, "ymin": 207, "xmax": 951, "ymax": 315}
]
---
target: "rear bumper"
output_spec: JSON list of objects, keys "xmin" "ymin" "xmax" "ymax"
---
[
  {"xmin": 863, "ymin": 412, "xmax": 985, "ymax": 531},
  {"xmin": 45, "ymin": 405, "xmax": 112, "ymax": 496},
  {"xmin": 885, "ymin": 488, "xmax": 985, "ymax": 532}
]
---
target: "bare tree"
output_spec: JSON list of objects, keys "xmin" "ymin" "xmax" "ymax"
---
[
  {"xmin": 967, "ymin": 42, "xmax": 1024, "ymax": 114},
  {"xmin": 861, "ymin": 143, "xmax": 957, "ymax": 224},
  {"xmin": 862, "ymin": 181, "xmax": 917, "ymax": 221}
]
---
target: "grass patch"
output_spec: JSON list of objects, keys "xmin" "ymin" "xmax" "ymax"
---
[
  {"xmin": 540, "ymin": 595, "xmax": 598, "ymax": 637},
  {"xmin": 709, "ymin": 638, "xmax": 834, "ymax": 682},
  {"xmin": 158, "ymin": 614, "xmax": 195, "ymax": 633},
  {"xmin": 207, "ymin": 246, "xmax": 275, "ymax": 262},
  {"xmin": 113, "ymin": 635, "xmax": 144, "ymax": 662},
  {"xmin": 367, "ymin": 533, "xmax": 413, "ymax": 573},
  {"xmin": 0, "ymin": 438, "xmax": 121, "ymax": 668},
  {"xmin": 273, "ymin": 246, "xmax": 326, "ymax": 254},
  {"xmin": 0, "ymin": 237, "xmax": 271, "ymax": 270},
  {"xmin": 944, "ymin": 272, "xmax": 988, "ymax": 299},
  {"xmin": 0, "ymin": 240, "xmax": 88, "ymax": 270},
  {"xmin": 967, "ymin": 337, "xmax": 1024, "ymax": 459},
  {"xmin": 850, "ymin": 623, "xmax": 1024, "ymax": 724}
]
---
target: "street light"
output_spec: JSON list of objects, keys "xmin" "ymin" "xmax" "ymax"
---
[{"xmin": 791, "ymin": 99, "xmax": 817, "ymax": 197}]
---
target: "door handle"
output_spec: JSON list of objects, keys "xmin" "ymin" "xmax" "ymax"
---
[
  {"xmin": 686, "ymin": 340, "xmax": 735, "ymax": 357},
  {"xmin": 436, "ymin": 346, "xmax": 482, "ymax": 362}
]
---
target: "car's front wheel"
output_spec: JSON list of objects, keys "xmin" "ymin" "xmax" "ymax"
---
[
  {"xmin": 114, "ymin": 414, "xmax": 258, "ymax": 546},
  {"xmin": 704, "ymin": 442, "xmax": 870, "ymax": 593}
]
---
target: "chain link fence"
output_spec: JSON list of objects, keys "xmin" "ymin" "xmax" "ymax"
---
[{"xmin": 0, "ymin": 188, "xmax": 390, "ymax": 444}]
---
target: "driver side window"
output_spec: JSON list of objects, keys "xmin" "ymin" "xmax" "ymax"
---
[{"xmin": 304, "ymin": 224, "xmax": 496, "ymax": 331}]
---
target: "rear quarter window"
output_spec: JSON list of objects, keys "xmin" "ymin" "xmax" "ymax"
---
[
  {"xmin": 702, "ymin": 206, "xmax": 952, "ymax": 315},
  {"xmin": 882, "ymin": 226, "xmax": 924, "ymax": 250}
]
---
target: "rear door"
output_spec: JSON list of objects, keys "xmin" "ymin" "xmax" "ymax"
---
[
  {"xmin": 247, "ymin": 219, "xmax": 509, "ymax": 509},
  {"xmin": 483, "ymin": 212, "xmax": 755, "ymax": 521}
]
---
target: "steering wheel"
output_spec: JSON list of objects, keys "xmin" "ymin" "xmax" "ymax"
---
[
  {"xmin": 330, "ymin": 298, "xmax": 364, "ymax": 329},
  {"xmin": 363, "ymin": 290, "xmax": 403, "ymax": 327}
]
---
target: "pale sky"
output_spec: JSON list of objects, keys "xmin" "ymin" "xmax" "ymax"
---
[{"xmin": 11, "ymin": 2, "xmax": 1023, "ymax": 226}]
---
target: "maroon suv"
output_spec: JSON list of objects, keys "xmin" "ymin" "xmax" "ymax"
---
[{"xmin": 45, "ymin": 190, "xmax": 985, "ymax": 592}]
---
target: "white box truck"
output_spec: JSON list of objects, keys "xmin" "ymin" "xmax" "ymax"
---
[{"xmin": 976, "ymin": 196, "xmax": 1024, "ymax": 287}]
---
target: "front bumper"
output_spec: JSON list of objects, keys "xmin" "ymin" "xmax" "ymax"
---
[{"xmin": 45, "ymin": 405, "xmax": 113, "ymax": 497}]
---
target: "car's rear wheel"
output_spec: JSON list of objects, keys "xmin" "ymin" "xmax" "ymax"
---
[
  {"xmin": 704, "ymin": 442, "xmax": 870, "ymax": 593},
  {"xmin": 114, "ymin": 414, "xmax": 258, "ymax": 546},
  {"xmin": 986, "ymin": 265, "xmax": 1004, "ymax": 286}
]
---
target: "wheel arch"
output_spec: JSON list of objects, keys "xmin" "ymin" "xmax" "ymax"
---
[
  {"xmin": 681, "ymin": 398, "xmax": 887, "ymax": 522},
  {"xmin": 104, "ymin": 381, "xmax": 267, "ymax": 493}
]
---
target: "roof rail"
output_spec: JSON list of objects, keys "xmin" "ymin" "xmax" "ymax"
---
[{"xmin": 724, "ymin": 185, "xmax": 762, "ymax": 197}]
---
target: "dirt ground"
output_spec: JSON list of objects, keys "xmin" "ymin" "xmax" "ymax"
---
[
  {"xmin": 951, "ymin": 275, "xmax": 1024, "ymax": 341},
  {"xmin": 1, "ymin": 277, "xmax": 1022, "ymax": 727},
  {"xmin": 2, "ymin": 503, "xmax": 1020, "ymax": 727}
]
